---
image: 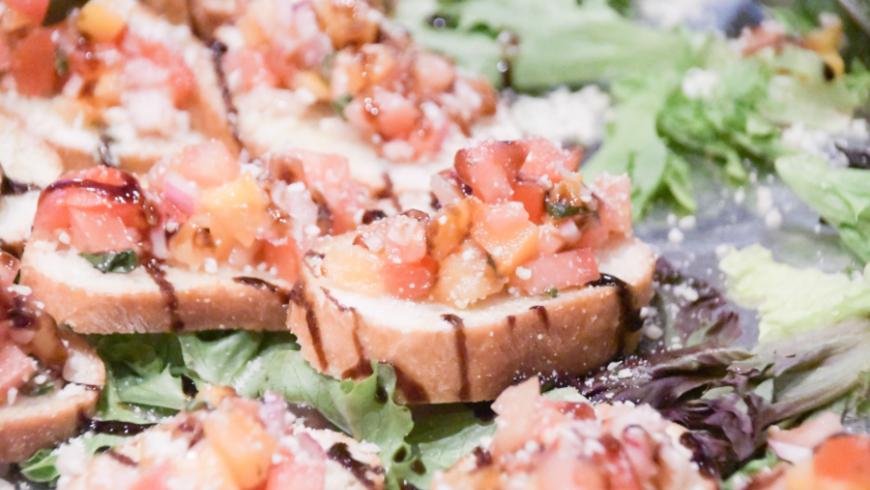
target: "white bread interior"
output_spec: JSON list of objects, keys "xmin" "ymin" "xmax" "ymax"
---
[
  {"xmin": 0, "ymin": 191, "xmax": 40, "ymax": 253},
  {"xmin": 0, "ymin": 331, "xmax": 105, "ymax": 463},
  {"xmin": 288, "ymin": 235, "xmax": 656, "ymax": 403},
  {"xmin": 0, "ymin": 114, "xmax": 64, "ymax": 187},
  {"xmin": 20, "ymin": 240, "xmax": 293, "ymax": 334}
]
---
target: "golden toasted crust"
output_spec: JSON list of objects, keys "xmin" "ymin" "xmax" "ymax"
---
[
  {"xmin": 20, "ymin": 241, "xmax": 291, "ymax": 334},
  {"xmin": 0, "ymin": 331, "xmax": 105, "ymax": 464},
  {"xmin": 288, "ymin": 236, "xmax": 656, "ymax": 404}
]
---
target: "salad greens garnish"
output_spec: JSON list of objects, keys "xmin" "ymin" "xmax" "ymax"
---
[{"xmin": 79, "ymin": 250, "xmax": 139, "ymax": 274}]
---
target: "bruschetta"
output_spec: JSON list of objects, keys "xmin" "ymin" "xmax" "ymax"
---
[
  {"xmin": 19, "ymin": 141, "xmax": 372, "ymax": 334},
  {"xmin": 0, "ymin": 114, "xmax": 64, "ymax": 254},
  {"xmin": 288, "ymin": 138, "xmax": 656, "ymax": 403},
  {"xmin": 433, "ymin": 378, "xmax": 715, "ymax": 490},
  {"xmin": 198, "ymin": 0, "xmax": 500, "ymax": 193},
  {"xmin": 57, "ymin": 387, "xmax": 384, "ymax": 490},
  {"xmin": 0, "ymin": 0, "xmax": 237, "ymax": 174},
  {"xmin": 0, "ymin": 250, "xmax": 106, "ymax": 463}
]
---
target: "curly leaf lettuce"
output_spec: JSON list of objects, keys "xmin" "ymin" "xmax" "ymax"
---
[
  {"xmin": 777, "ymin": 154, "xmax": 870, "ymax": 263},
  {"xmin": 720, "ymin": 244, "xmax": 870, "ymax": 341}
]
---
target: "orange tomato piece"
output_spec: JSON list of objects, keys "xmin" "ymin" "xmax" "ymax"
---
[
  {"xmin": 203, "ymin": 405, "xmax": 278, "ymax": 490},
  {"xmin": 260, "ymin": 238, "xmax": 300, "ymax": 284},
  {"xmin": 814, "ymin": 435, "xmax": 870, "ymax": 484},
  {"xmin": 431, "ymin": 241, "xmax": 503, "ymax": 307},
  {"xmin": 470, "ymin": 201, "xmax": 539, "ymax": 276}
]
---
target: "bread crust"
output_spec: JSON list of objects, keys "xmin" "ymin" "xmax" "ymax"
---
[
  {"xmin": 0, "ymin": 331, "xmax": 105, "ymax": 463},
  {"xmin": 20, "ymin": 241, "xmax": 292, "ymax": 334},
  {"xmin": 288, "ymin": 236, "xmax": 656, "ymax": 403}
]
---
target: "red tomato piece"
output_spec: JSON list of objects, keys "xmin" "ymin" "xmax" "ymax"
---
[
  {"xmin": 814, "ymin": 435, "xmax": 870, "ymax": 483},
  {"xmin": 32, "ymin": 167, "xmax": 149, "ymax": 253},
  {"xmin": 261, "ymin": 238, "xmax": 301, "ymax": 284},
  {"xmin": 223, "ymin": 48, "xmax": 277, "ymax": 92},
  {"xmin": 511, "ymin": 180, "xmax": 546, "ymax": 224},
  {"xmin": 3, "ymin": 0, "xmax": 49, "ymax": 24},
  {"xmin": 122, "ymin": 33, "xmax": 195, "ymax": 107},
  {"xmin": 0, "ymin": 344, "xmax": 35, "ymax": 404},
  {"xmin": 265, "ymin": 448, "xmax": 326, "ymax": 490},
  {"xmin": 511, "ymin": 248, "xmax": 599, "ymax": 295},
  {"xmin": 518, "ymin": 137, "xmax": 581, "ymax": 186},
  {"xmin": 127, "ymin": 464, "xmax": 173, "ymax": 490},
  {"xmin": 0, "ymin": 251, "xmax": 19, "ymax": 288},
  {"xmin": 455, "ymin": 141, "xmax": 527, "ymax": 204},
  {"xmin": 382, "ymin": 255, "xmax": 437, "ymax": 300},
  {"xmin": 293, "ymin": 150, "xmax": 365, "ymax": 234},
  {"xmin": 175, "ymin": 141, "xmax": 240, "ymax": 189},
  {"xmin": 11, "ymin": 27, "xmax": 57, "ymax": 97},
  {"xmin": 594, "ymin": 174, "xmax": 632, "ymax": 236}
]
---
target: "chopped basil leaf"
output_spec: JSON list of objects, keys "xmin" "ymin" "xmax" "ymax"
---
[
  {"xmin": 544, "ymin": 287, "xmax": 559, "ymax": 298},
  {"xmin": 26, "ymin": 380, "xmax": 56, "ymax": 397},
  {"xmin": 545, "ymin": 201, "xmax": 583, "ymax": 219},
  {"xmin": 18, "ymin": 449, "xmax": 59, "ymax": 483},
  {"xmin": 332, "ymin": 94, "xmax": 352, "ymax": 118},
  {"xmin": 183, "ymin": 398, "xmax": 213, "ymax": 412},
  {"xmin": 54, "ymin": 49, "xmax": 69, "ymax": 76},
  {"xmin": 80, "ymin": 250, "xmax": 139, "ymax": 274},
  {"xmin": 13, "ymin": 270, "xmax": 20, "ymax": 285}
]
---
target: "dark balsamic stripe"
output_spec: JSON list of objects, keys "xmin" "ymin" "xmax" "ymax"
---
[
  {"xmin": 327, "ymin": 442, "xmax": 383, "ymax": 490},
  {"xmin": 233, "ymin": 276, "xmax": 292, "ymax": 305},
  {"xmin": 209, "ymin": 41, "xmax": 243, "ymax": 149},
  {"xmin": 585, "ymin": 273, "xmax": 642, "ymax": 333},
  {"xmin": 529, "ymin": 305, "xmax": 549, "ymax": 330},
  {"xmin": 291, "ymin": 281, "xmax": 328, "ymax": 369},
  {"xmin": 441, "ymin": 314, "xmax": 470, "ymax": 401}
]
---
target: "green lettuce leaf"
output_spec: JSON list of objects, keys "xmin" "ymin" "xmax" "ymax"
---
[
  {"xmin": 777, "ymin": 153, "xmax": 870, "ymax": 263},
  {"xmin": 720, "ymin": 244, "xmax": 870, "ymax": 340},
  {"xmin": 393, "ymin": 0, "xmax": 690, "ymax": 91}
]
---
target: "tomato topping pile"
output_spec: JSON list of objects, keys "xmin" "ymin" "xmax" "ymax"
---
[
  {"xmin": 782, "ymin": 435, "xmax": 870, "ymax": 490},
  {"xmin": 322, "ymin": 137, "xmax": 633, "ymax": 306},
  {"xmin": 0, "ymin": 0, "xmax": 197, "ymax": 135},
  {"xmin": 30, "ymin": 141, "xmax": 370, "ymax": 285},
  {"xmin": 71, "ymin": 389, "xmax": 376, "ymax": 490},
  {"xmin": 435, "ymin": 378, "xmax": 714, "ymax": 490},
  {"xmin": 222, "ymin": 0, "xmax": 496, "ymax": 161},
  {"xmin": 0, "ymin": 251, "xmax": 68, "ymax": 404}
]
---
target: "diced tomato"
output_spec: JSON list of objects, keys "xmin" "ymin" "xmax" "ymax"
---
[
  {"xmin": 431, "ymin": 241, "xmax": 503, "ymax": 307},
  {"xmin": 322, "ymin": 240, "xmax": 386, "ymax": 297},
  {"xmin": 470, "ymin": 201, "xmax": 539, "ymax": 276},
  {"xmin": 121, "ymin": 33, "xmax": 195, "ymax": 107},
  {"xmin": 197, "ymin": 173, "xmax": 269, "ymax": 248},
  {"xmin": 203, "ymin": 404, "xmax": 278, "ymax": 490},
  {"xmin": 511, "ymin": 248, "xmax": 599, "ymax": 296},
  {"xmin": 383, "ymin": 255, "xmax": 437, "ymax": 300},
  {"xmin": 405, "ymin": 111, "xmax": 449, "ymax": 159},
  {"xmin": 518, "ymin": 137, "xmax": 581, "ymax": 186},
  {"xmin": 261, "ymin": 238, "xmax": 300, "ymax": 284},
  {"xmin": 3, "ymin": 0, "xmax": 49, "ymax": 24},
  {"xmin": 11, "ymin": 27, "xmax": 57, "ymax": 97},
  {"xmin": 0, "ymin": 344, "xmax": 36, "ymax": 404},
  {"xmin": 575, "ymin": 219, "xmax": 610, "ymax": 250},
  {"xmin": 370, "ymin": 88, "xmax": 420, "ymax": 140},
  {"xmin": 222, "ymin": 48, "xmax": 277, "ymax": 92},
  {"xmin": 594, "ymin": 435, "xmax": 645, "ymax": 490},
  {"xmin": 128, "ymin": 463, "xmax": 173, "ymax": 490},
  {"xmin": 455, "ymin": 141, "xmax": 527, "ymax": 204},
  {"xmin": 491, "ymin": 379, "xmax": 541, "ymax": 458},
  {"xmin": 32, "ymin": 167, "xmax": 149, "ymax": 253},
  {"xmin": 813, "ymin": 436, "xmax": 870, "ymax": 483},
  {"xmin": 383, "ymin": 215, "xmax": 428, "ymax": 265},
  {"xmin": 176, "ymin": 141, "xmax": 240, "ymax": 189},
  {"xmin": 265, "ymin": 447, "xmax": 326, "ymax": 490},
  {"xmin": 534, "ymin": 225, "xmax": 567, "ymax": 258},
  {"xmin": 428, "ymin": 200, "xmax": 471, "ymax": 261},
  {"xmin": 0, "ymin": 33, "xmax": 11, "ymax": 74},
  {"xmin": 0, "ymin": 251, "xmax": 19, "ymax": 288},
  {"xmin": 293, "ymin": 150, "xmax": 365, "ymax": 234},
  {"xmin": 68, "ymin": 208, "xmax": 139, "ymax": 253},
  {"xmin": 511, "ymin": 180, "xmax": 546, "ymax": 224},
  {"xmin": 412, "ymin": 52, "xmax": 455, "ymax": 94},
  {"xmin": 594, "ymin": 174, "xmax": 632, "ymax": 236}
]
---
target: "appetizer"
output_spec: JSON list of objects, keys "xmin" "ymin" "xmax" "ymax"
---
[
  {"xmin": 203, "ymin": 0, "xmax": 498, "ymax": 191},
  {"xmin": 289, "ymin": 137, "xmax": 655, "ymax": 402},
  {"xmin": 20, "ymin": 141, "xmax": 369, "ymax": 333},
  {"xmin": 0, "ymin": 250, "xmax": 106, "ymax": 463},
  {"xmin": 0, "ymin": 0, "xmax": 237, "ymax": 173},
  {"xmin": 58, "ymin": 387, "xmax": 385, "ymax": 490},
  {"xmin": 433, "ymin": 378, "xmax": 715, "ymax": 490}
]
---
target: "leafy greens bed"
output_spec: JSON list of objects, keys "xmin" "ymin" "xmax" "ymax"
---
[{"xmin": 16, "ymin": 0, "xmax": 870, "ymax": 488}]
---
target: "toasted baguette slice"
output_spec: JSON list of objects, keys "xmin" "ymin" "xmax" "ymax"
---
[
  {"xmin": 0, "ymin": 331, "xmax": 106, "ymax": 463},
  {"xmin": 20, "ymin": 240, "xmax": 293, "ymax": 334},
  {"xmin": 288, "ymin": 235, "xmax": 656, "ymax": 404},
  {"xmin": 0, "ymin": 114, "xmax": 65, "ymax": 253}
]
